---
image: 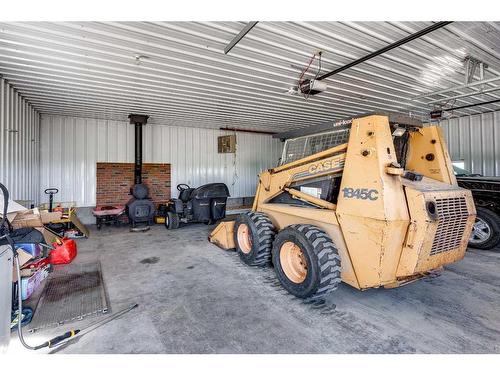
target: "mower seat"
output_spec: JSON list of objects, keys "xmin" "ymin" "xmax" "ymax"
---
[{"xmin": 179, "ymin": 188, "xmax": 195, "ymax": 203}]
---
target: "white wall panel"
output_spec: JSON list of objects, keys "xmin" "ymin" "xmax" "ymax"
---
[
  {"xmin": 40, "ymin": 114, "xmax": 283, "ymax": 206},
  {"xmin": 440, "ymin": 110, "xmax": 500, "ymax": 176},
  {"xmin": 0, "ymin": 78, "xmax": 40, "ymax": 204}
]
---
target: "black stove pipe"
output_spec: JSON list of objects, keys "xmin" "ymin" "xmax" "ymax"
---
[
  {"xmin": 128, "ymin": 114, "xmax": 149, "ymax": 185},
  {"xmin": 134, "ymin": 122, "xmax": 143, "ymax": 185}
]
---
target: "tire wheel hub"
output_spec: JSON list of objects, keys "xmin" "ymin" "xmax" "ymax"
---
[
  {"xmin": 237, "ymin": 223, "xmax": 252, "ymax": 254},
  {"xmin": 470, "ymin": 217, "xmax": 492, "ymax": 244},
  {"xmin": 280, "ymin": 241, "xmax": 307, "ymax": 283}
]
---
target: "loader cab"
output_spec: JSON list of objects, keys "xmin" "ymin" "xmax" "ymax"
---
[{"xmin": 274, "ymin": 114, "xmax": 422, "ymax": 207}]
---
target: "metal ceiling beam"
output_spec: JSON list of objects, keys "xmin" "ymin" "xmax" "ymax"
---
[
  {"xmin": 414, "ymin": 76, "xmax": 500, "ymax": 99},
  {"xmin": 426, "ymin": 86, "xmax": 500, "ymax": 104},
  {"xmin": 317, "ymin": 21, "xmax": 453, "ymax": 81},
  {"xmin": 224, "ymin": 21, "xmax": 258, "ymax": 54},
  {"xmin": 443, "ymin": 99, "xmax": 500, "ymax": 112},
  {"xmin": 220, "ymin": 127, "xmax": 276, "ymax": 135}
]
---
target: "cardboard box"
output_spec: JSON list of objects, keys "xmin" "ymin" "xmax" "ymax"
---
[
  {"xmin": 10, "ymin": 208, "xmax": 43, "ymax": 229},
  {"xmin": 68, "ymin": 209, "xmax": 89, "ymax": 237},
  {"xmin": 47, "ymin": 208, "xmax": 89, "ymax": 238},
  {"xmin": 40, "ymin": 210, "xmax": 63, "ymax": 224}
]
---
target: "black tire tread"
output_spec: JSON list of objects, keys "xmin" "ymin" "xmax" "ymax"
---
[
  {"xmin": 470, "ymin": 207, "xmax": 500, "ymax": 250},
  {"xmin": 282, "ymin": 224, "xmax": 341, "ymax": 300},
  {"xmin": 166, "ymin": 212, "xmax": 180, "ymax": 230},
  {"xmin": 236, "ymin": 211, "xmax": 275, "ymax": 266}
]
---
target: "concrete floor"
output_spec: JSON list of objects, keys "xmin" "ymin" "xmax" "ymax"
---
[{"xmin": 14, "ymin": 223, "xmax": 500, "ymax": 354}]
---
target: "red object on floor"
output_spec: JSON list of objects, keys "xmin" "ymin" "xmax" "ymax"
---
[
  {"xmin": 49, "ymin": 237, "xmax": 77, "ymax": 265},
  {"xmin": 22, "ymin": 257, "xmax": 50, "ymax": 271},
  {"xmin": 92, "ymin": 205, "xmax": 125, "ymax": 216}
]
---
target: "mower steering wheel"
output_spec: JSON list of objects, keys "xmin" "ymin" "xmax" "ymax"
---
[
  {"xmin": 177, "ymin": 184, "xmax": 190, "ymax": 192},
  {"xmin": 44, "ymin": 188, "xmax": 59, "ymax": 195}
]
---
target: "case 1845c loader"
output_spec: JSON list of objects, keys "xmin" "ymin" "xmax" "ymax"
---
[{"xmin": 209, "ymin": 114, "xmax": 476, "ymax": 301}]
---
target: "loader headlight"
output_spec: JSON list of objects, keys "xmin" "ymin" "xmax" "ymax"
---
[{"xmin": 426, "ymin": 201, "xmax": 438, "ymax": 220}]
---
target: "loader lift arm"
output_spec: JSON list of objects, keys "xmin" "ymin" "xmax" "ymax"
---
[{"xmin": 252, "ymin": 143, "xmax": 347, "ymax": 211}]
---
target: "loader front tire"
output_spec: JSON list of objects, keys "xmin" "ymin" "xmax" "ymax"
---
[
  {"xmin": 234, "ymin": 212, "xmax": 275, "ymax": 266},
  {"xmin": 272, "ymin": 225, "xmax": 341, "ymax": 300}
]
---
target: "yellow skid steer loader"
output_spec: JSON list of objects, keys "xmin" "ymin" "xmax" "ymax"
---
[{"xmin": 210, "ymin": 114, "xmax": 475, "ymax": 301}]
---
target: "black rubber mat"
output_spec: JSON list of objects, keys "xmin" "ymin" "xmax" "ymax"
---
[{"xmin": 29, "ymin": 261, "xmax": 108, "ymax": 332}]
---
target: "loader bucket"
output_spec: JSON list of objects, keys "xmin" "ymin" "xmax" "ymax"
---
[{"xmin": 209, "ymin": 221, "xmax": 236, "ymax": 250}]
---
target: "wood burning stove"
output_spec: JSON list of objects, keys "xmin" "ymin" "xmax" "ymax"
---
[{"xmin": 126, "ymin": 114, "xmax": 155, "ymax": 229}]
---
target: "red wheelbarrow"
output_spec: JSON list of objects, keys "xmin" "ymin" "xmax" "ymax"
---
[{"xmin": 92, "ymin": 205, "xmax": 126, "ymax": 230}]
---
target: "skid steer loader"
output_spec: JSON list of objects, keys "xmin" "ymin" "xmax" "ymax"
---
[{"xmin": 209, "ymin": 114, "xmax": 476, "ymax": 301}]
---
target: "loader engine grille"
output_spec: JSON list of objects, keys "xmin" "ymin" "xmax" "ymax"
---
[{"xmin": 430, "ymin": 197, "xmax": 469, "ymax": 256}]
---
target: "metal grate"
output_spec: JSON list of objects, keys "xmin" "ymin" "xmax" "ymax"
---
[
  {"xmin": 29, "ymin": 261, "xmax": 108, "ymax": 332},
  {"xmin": 281, "ymin": 128, "xmax": 350, "ymax": 165},
  {"xmin": 430, "ymin": 197, "xmax": 469, "ymax": 256}
]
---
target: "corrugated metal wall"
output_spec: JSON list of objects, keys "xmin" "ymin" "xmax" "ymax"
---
[
  {"xmin": 0, "ymin": 78, "xmax": 40, "ymax": 203},
  {"xmin": 440, "ymin": 110, "xmax": 500, "ymax": 176},
  {"xmin": 40, "ymin": 114, "xmax": 283, "ymax": 206}
]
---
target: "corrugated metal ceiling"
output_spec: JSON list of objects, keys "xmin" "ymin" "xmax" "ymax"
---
[{"xmin": 0, "ymin": 21, "xmax": 499, "ymax": 132}]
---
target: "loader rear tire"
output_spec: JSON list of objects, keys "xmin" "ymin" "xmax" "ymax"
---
[
  {"xmin": 272, "ymin": 224, "xmax": 341, "ymax": 300},
  {"xmin": 234, "ymin": 212, "xmax": 275, "ymax": 266}
]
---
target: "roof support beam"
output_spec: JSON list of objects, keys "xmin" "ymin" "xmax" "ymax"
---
[
  {"xmin": 426, "ymin": 86, "xmax": 500, "ymax": 104},
  {"xmin": 413, "ymin": 76, "xmax": 500, "ymax": 99},
  {"xmin": 224, "ymin": 21, "xmax": 258, "ymax": 54},
  {"xmin": 443, "ymin": 99, "xmax": 500, "ymax": 112},
  {"xmin": 317, "ymin": 21, "xmax": 453, "ymax": 81}
]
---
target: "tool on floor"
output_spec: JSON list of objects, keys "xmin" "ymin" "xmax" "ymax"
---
[
  {"xmin": 23, "ymin": 301, "xmax": 138, "ymax": 350},
  {"xmin": 47, "ymin": 302, "xmax": 139, "ymax": 351},
  {"xmin": 44, "ymin": 188, "xmax": 59, "ymax": 212}
]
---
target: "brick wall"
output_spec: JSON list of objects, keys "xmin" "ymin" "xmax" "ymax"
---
[{"xmin": 96, "ymin": 163, "xmax": 171, "ymax": 207}]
